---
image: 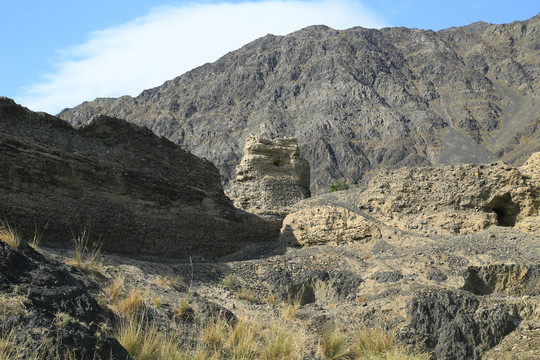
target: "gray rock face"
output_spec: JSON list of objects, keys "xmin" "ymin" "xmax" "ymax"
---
[
  {"xmin": 0, "ymin": 98, "xmax": 276, "ymax": 258},
  {"xmin": 225, "ymin": 135, "xmax": 310, "ymax": 222},
  {"xmin": 58, "ymin": 15, "xmax": 540, "ymax": 194},
  {"xmin": 403, "ymin": 290, "xmax": 518, "ymax": 360}
]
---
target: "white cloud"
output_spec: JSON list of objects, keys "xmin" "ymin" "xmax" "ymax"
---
[{"xmin": 17, "ymin": 0, "xmax": 387, "ymax": 114}]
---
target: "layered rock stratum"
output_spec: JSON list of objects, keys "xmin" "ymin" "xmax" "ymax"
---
[
  {"xmin": 0, "ymin": 98, "xmax": 275, "ymax": 258},
  {"xmin": 59, "ymin": 14, "xmax": 540, "ymax": 193},
  {"xmin": 225, "ymin": 135, "xmax": 310, "ymax": 222}
]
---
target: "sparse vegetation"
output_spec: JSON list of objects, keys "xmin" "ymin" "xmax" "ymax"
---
[
  {"xmin": 156, "ymin": 275, "xmax": 179, "ymax": 288},
  {"xmin": 68, "ymin": 230, "xmax": 102, "ymax": 274},
  {"xmin": 28, "ymin": 223, "xmax": 47, "ymax": 249},
  {"xmin": 104, "ymin": 274, "xmax": 125, "ymax": 303},
  {"xmin": 328, "ymin": 179, "xmax": 349, "ymax": 193},
  {"xmin": 173, "ymin": 293, "xmax": 192, "ymax": 318},
  {"xmin": 0, "ymin": 293, "xmax": 28, "ymax": 317},
  {"xmin": 115, "ymin": 287, "xmax": 145, "ymax": 318},
  {"xmin": 319, "ymin": 327, "xmax": 351, "ymax": 360},
  {"xmin": 222, "ymin": 274, "xmax": 240, "ymax": 291},
  {"xmin": 55, "ymin": 311, "xmax": 74, "ymax": 329},
  {"xmin": 0, "ymin": 223, "xmax": 22, "ymax": 250},
  {"xmin": 351, "ymin": 327, "xmax": 430, "ymax": 360},
  {"xmin": 237, "ymin": 288, "xmax": 257, "ymax": 303},
  {"xmin": 281, "ymin": 295, "xmax": 302, "ymax": 320}
]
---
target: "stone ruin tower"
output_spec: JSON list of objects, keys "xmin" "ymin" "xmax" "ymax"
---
[{"xmin": 226, "ymin": 135, "xmax": 310, "ymax": 225}]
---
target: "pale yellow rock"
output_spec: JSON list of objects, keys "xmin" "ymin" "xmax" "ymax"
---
[
  {"xmin": 226, "ymin": 135, "xmax": 310, "ymax": 223},
  {"xmin": 280, "ymin": 205, "xmax": 380, "ymax": 246}
]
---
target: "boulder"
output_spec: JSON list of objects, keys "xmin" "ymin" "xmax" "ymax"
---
[{"xmin": 280, "ymin": 205, "xmax": 379, "ymax": 246}]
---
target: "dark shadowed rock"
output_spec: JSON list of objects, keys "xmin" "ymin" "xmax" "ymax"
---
[
  {"xmin": 402, "ymin": 290, "xmax": 519, "ymax": 360},
  {"xmin": 58, "ymin": 15, "xmax": 540, "ymax": 194},
  {"xmin": 0, "ymin": 98, "xmax": 277, "ymax": 258},
  {"xmin": 0, "ymin": 242, "xmax": 129, "ymax": 359}
]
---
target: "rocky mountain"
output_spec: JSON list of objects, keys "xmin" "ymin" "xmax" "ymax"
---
[
  {"xmin": 59, "ymin": 14, "xmax": 540, "ymax": 193},
  {"xmin": 0, "ymin": 97, "xmax": 275, "ymax": 259}
]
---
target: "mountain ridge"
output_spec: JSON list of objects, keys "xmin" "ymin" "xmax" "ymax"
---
[{"xmin": 59, "ymin": 14, "xmax": 540, "ymax": 193}]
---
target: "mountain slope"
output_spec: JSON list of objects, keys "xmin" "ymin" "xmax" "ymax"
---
[{"xmin": 59, "ymin": 14, "xmax": 540, "ymax": 193}]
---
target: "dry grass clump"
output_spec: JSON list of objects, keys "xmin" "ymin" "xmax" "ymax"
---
[
  {"xmin": 54, "ymin": 311, "xmax": 75, "ymax": 329},
  {"xmin": 351, "ymin": 327, "xmax": 430, "ymax": 360},
  {"xmin": 67, "ymin": 230, "xmax": 102, "ymax": 274},
  {"xmin": 173, "ymin": 293, "xmax": 192, "ymax": 318},
  {"xmin": 194, "ymin": 316, "xmax": 303, "ymax": 360},
  {"xmin": 0, "ymin": 293, "xmax": 28, "ymax": 317},
  {"xmin": 103, "ymin": 274, "xmax": 146, "ymax": 319},
  {"xmin": 315, "ymin": 325, "xmax": 430, "ymax": 360},
  {"xmin": 156, "ymin": 275, "xmax": 179, "ymax": 288},
  {"xmin": 114, "ymin": 287, "xmax": 145, "ymax": 318},
  {"xmin": 104, "ymin": 274, "xmax": 125, "ymax": 303},
  {"xmin": 318, "ymin": 327, "xmax": 351, "ymax": 360},
  {"xmin": 114, "ymin": 315, "xmax": 183, "ymax": 360},
  {"xmin": 0, "ymin": 326, "xmax": 23, "ymax": 360},
  {"xmin": 259, "ymin": 321, "xmax": 304, "ymax": 360},
  {"xmin": 221, "ymin": 274, "xmax": 241, "ymax": 291},
  {"xmin": 0, "ymin": 223, "xmax": 22, "ymax": 250},
  {"xmin": 236, "ymin": 288, "xmax": 257, "ymax": 303},
  {"xmin": 281, "ymin": 295, "xmax": 302, "ymax": 320}
]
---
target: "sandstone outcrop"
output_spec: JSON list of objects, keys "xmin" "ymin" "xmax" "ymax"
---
[
  {"xmin": 280, "ymin": 155, "xmax": 539, "ymax": 245},
  {"xmin": 225, "ymin": 135, "xmax": 310, "ymax": 223},
  {"xmin": 59, "ymin": 14, "xmax": 540, "ymax": 194},
  {"xmin": 280, "ymin": 205, "xmax": 379, "ymax": 246},
  {"xmin": 0, "ymin": 98, "xmax": 276, "ymax": 258}
]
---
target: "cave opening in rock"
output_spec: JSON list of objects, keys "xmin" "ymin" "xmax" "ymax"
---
[{"xmin": 485, "ymin": 193, "xmax": 518, "ymax": 227}]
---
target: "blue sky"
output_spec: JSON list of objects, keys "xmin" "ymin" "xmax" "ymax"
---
[{"xmin": 2, "ymin": 0, "xmax": 538, "ymax": 114}]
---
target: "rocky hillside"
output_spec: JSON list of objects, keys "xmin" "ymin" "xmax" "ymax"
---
[
  {"xmin": 59, "ymin": 14, "xmax": 540, "ymax": 193},
  {"xmin": 1, "ymin": 152, "xmax": 537, "ymax": 360},
  {"xmin": 0, "ymin": 98, "xmax": 275, "ymax": 258}
]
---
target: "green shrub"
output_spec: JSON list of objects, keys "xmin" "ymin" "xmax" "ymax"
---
[{"xmin": 328, "ymin": 180, "xmax": 349, "ymax": 193}]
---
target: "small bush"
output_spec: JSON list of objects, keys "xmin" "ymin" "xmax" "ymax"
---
[{"xmin": 328, "ymin": 180, "xmax": 349, "ymax": 193}]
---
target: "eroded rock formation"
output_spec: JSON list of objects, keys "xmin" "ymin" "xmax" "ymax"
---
[
  {"xmin": 226, "ymin": 135, "xmax": 310, "ymax": 223},
  {"xmin": 280, "ymin": 154, "xmax": 540, "ymax": 246},
  {"xmin": 0, "ymin": 98, "xmax": 276, "ymax": 258}
]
